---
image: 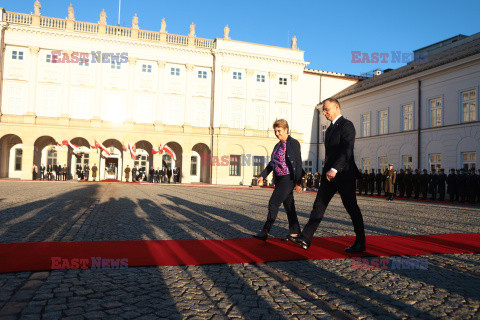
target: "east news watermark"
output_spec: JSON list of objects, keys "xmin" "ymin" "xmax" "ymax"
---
[
  {"xmin": 351, "ymin": 51, "xmax": 428, "ymax": 64},
  {"xmin": 351, "ymin": 257, "xmax": 429, "ymax": 270},
  {"xmin": 51, "ymin": 257, "xmax": 129, "ymax": 269},
  {"xmin": 50, "ymin": 51, "xmax": 129, "ymax": 64}
]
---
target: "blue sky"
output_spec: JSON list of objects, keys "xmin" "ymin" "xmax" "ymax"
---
[{"xmin": 4, "ymin": 0, "xmax": 480, "ymax": 75}]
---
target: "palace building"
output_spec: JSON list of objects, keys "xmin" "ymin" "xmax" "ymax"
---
[{"xmin": 0, "ymin": 1, "xmax": 359, "ymax": 184}]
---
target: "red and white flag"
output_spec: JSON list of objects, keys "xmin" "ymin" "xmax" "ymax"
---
[
  {"xmin": 128, "ymin": 144, "xmax": 136, "ymax": 160},
  {"xmin": 95, "ymin": 140, "xmax": 110, "ymax": 156},
  {"xmin": 61, "ymin": 139, "xmax": 79, "ymax": 150},
  {"xmin": 162, "ymin": 145, "xmax": 176, "ymax": 161}
]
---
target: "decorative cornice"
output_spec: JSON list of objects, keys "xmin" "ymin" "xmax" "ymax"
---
[
  {"xmin": 213, "ymin": 49, "xmax": 309, "ymax": 67},
  {"xmin": 29, "ymin": 46, "xmax": 40, "ymax": 56},
  {"xmin": 221, "ymin": 66, "xmax": 230, "ymax": 73},
  {"xmin": 185, "ymin": 63, "xmax": 194, "ymax": 72}
]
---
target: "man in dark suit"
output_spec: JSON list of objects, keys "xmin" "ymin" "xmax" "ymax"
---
[
  {"xmin": 292, "ymin": 98, "xmax": 366, "ymax": 253},
  {"xmin": 84, "ymin": 163, "xmax": 90, "ymax": 181}
]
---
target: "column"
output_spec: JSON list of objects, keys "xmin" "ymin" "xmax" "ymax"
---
[
  {"xmin": 126, "ymin": 57, "xmax": 137, "ymax": 124},
  {"xmin": 155, "ymin": 60, "xmax": 166, "ymax": 127},
  {"xmin": 182, "ymin": 151, "xmax": 192, "ymax": 183},
  {"xmin": 25, "ymin": 47, "xmax": 40, "ymax": 123},
  {"xmin": 20, "ymin": 145, "xmax": 34, "ymax": 180},
  {"xmin": 184, "ymin": 63, "xmax": 194, "ymax": 126},
  {"xmin": 92, "ymin": 51, "xmax": 103, "ymax": 125},
  {"xmin": 220, "ymin": 66, "xmax": 230, "ymax": 127},
  {"xmin": 290, "ymin": 74, "xmax": 299, "ymax": 131},
  {"xmin": 60, "ymin": 50, "xmax": 73, "ymax": 125},
  {"xmin": 268, "ymin": 72, "xmax": 277, "ymax": 138},
  {"xmin": 245, "ymin": 69, "xmax": 254, "ymax": 130}
]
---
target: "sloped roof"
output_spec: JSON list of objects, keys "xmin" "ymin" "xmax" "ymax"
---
[{"xmin": 334, "ymin": 36, "xmax": 480, "ymax": 99}]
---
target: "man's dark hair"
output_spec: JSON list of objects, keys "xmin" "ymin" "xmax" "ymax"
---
[{"xmin": 319, "ymin": 97, "xmax": 341, "ymax": 108}]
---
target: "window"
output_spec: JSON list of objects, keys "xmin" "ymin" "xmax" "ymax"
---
[
  {"xmin": 230, "ymin": 102, "xmax": 244, "ymax": 129},
  {"xmin": 461, "ymin": 90, "xmax": 476, "ymax": 122},
  {"xmin": 303, "ymin": 160, "xmax": 313, "ymax": 173},
  {"xmin": 197, "ymin": 71, "xmax": 207, "ymax": 79},
  {"xmin": 14, "ymin": 148, "xmax": 22, "ymax": 171},
  {"xmin": 378, "ymin": 156, "xmax": 388, "ymax": 172},
  {"xmin": 429, "ymin": 153, "xmax": 441, "ymax": 171},
  {"xmin": 256, "ymin": 74, "xmax": 265, "ymax": 83},
  {"xmin": 229, "ymin": 155, "xmax": 241, "ymax": 176},
  {"xmin": 361, "ymin": 113, "xmax": 370, "ymax": 137},
  {"xmin": 12, "ymin": 51, "xmax": 24, "ymax": 60},
  {"xmin": 279, "ymin": 77, "xmax": 287, "ymax": 85},
  {"xmin": 190, "ymin": 156, "xmax": 197, "ymax": 176},
  {"xmin": 321, "ymin": 124, "xmax": 327, "ymax": 143},
  {"xmin": 402, "ymin": 155, "xmax": 413, "ymax": 170},
  {"xmin": 379, "ymin": 110, "xmax": 388, "ymax": 134},
  {"xmin": 254, "ymin": 104, "xmax": 265, "ymax": 130},
  {"xmin": 170, "ymin": 67, "xmax": 180, "ymax": 76},
  {"xmin": 79, "ymin": 57, "xmax": 89, "ymax": 66},
  {"xmin": 47, "ymin": 148, "xmax": 57, "ymax": 166},
  {"xmin": 142, "ymin": 64, "xmax": 152, "ymax": 73},
  {"xmin": 111, "ymin": 60, "xmax": 121, "ymax": 69},
  {"xmin": 362, "ymin": 158, "xmax": 370, "ymax": 172},
  {"xmin": 233, "ymin": 72, "xmax": 242, "ymax": 80},
  {"xmin": 71, "ymin": 88, "xmax": 92, "ymax": 120},
  {"xmin": 6, "ymin": 85, "xmax": 25, "ymax": 115},
  {"xmin": 162, "ymin": 154, "xmax": 172, "ymax": 169},
  {"xmin": 429, "ymin": 97, "xmax": 442, "ymax": 127},
  {"xmin": 135, "ymin": 94, "xmax": 154, "ymax": 124},
  {"xmin": 194, "ymin": 102, "xmax": 208, "ymax": 127},
  {"xmin": 46, "ymin": 54, "xmax": 52, "ymax": 63},
  {"xmin": 38, "ymin": 87, "xmax": 59, "ymax": 117},
  {"xmin": 402, "ymin": 104, "xmax": 413, "ymax": 131},
  {"xmin": 462, "ymin": 152, "xmax": 476, "ymax": 169},
  {"xmin": 134, "ymin": 155, "xmax": 147, "ymax": 170},
  {"xmin": 253, "ymin": 156, "xmax": 265, "ymax": 177}
]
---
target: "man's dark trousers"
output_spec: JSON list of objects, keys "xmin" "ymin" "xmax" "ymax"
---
[{"xmin": 302, "ymin": 178, "xmax": 365, "ymax": 243}]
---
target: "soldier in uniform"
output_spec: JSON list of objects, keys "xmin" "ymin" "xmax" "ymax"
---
[
  {"xmin": 477, "ymin": 169, "xmax": 480, "ymax": 203},
  {"xmin": 357, "ymin": 169, "xmax": 363, "ymax": 195},
  {"xmin": 457, "ymin": 169, "xmax": 467, "ymax": 202},
  {"xmin": 313, "ymin": 172, "xmax": 320, "ymax": 190},
  {"xmin": 404, "ymin": 169, "xmax": 413, "ymax": 198},
  {"xmin": 412, "ymin": 169, "xmax": 421, "ymax": 199},
  {"xmin": 124, "ymin": 165, "xmax": 131, "ymax": 182},
  {"xmin": 384, "ymin": 164, "xmax": 396, "ymax": 201},
  {"xmin": 369, "ymin": 169, "xmax": 375, "ymax": 196},
  {"xmin": 447, "ymin": 168, "xmax": 457, "ymax": 201},
  {"xmin": 420, "ymin": 169, "xmax": 430, "ymax": 200},
  {"xmin": 396, "ymin": 169, "xmax": 405, "ymax": 198},
  {"xmin": 306, "ymin": 172, "xmax": 313, "ymax": 190},
  {"xmin": 375, "ymin": 169, "xmax": 383, "ymax": 196},
  {"xmin": 91, "ymin": 164, "xmax": 97, "ymax": 181},
  {"xmin": 362, "ymin": 170, "xmax": 369, "ymax": 196},
  {"xmin": 428, "ymin": 169, "xmax": 437, "ymax": 200},
  {"xmin": 437, "ymin": 168, "xmax": 447, "ymax": 201},
  {"xmin": 467, "ymin": 168, "xmax": 477, "ymax": 203}
]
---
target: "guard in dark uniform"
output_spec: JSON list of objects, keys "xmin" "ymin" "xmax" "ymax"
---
[
  {"xmin": 428, "ymin": 169, "xmax": 437, "ymax": 200},
  {"xmin": 84, "ymin": 164, "xmax": 90, "ymax": 181},
  {"xmin": 397, "ymin": 169, "xmax": 405, "ymax": 198},
  {"xmin": 437, "ymin": 169, "xmax": 447, "ymax": 201},
  {"xmin": 457, "ymin": 169, "xmax": 467, "ymax": 202},
  {"xmin": 447, "ymin": 169, "xmax": 457, "ymax": 202},
  {"xmin": 412, "ymin": 169, "xmax": 421, "ymax": 199},
  {"xmin": 375, "ymin": 169, "xmax": 383, "ymax": 196},
  {"xmin": 149, "ymin": 166, "xmax": 155, "ymax": 183},
  {"xmin": 420, "ymin": 169, "xmax": 429, "ymax": 200},
  {"xmin": 369, "ymin": 169, "xmax": 375, "ymax": 196},
  {"xmin": 357, "ymin": 170, "xmax": 363, "ymax": 195},
  {"xmin": 405, "ymin": 169, "xmax": 413, "ymax": 198},
  {"xmin": 362, "ymin": 170, "xmax": 368, "ymax": 195},
  {"xmin": 467, "ymin": 169, "xmax": 477, "ymax": 203}
]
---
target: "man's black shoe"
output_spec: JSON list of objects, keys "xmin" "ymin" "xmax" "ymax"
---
[
  {"xmin": 291, "ymin": 236, "xmax": 310, "ymax": 250},
  {"xmin": 345, "ymin": 242, "xmax": 366, "ymax": 253},
  {"xmin": 281, "ymin": 234, "xmax": 296, "ymax": 242},
  {"xmin": 253, "ymin": 230, "xmax": 268, "ymax": 241}
]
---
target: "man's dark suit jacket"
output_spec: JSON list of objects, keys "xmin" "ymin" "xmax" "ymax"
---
[
  {"xmin": 323, "ymin": 116, "xmax": 359, "ymax": 182},
  {"xmin": 260, "ymin": 135, "xmax": 304, "ymax": 185}
]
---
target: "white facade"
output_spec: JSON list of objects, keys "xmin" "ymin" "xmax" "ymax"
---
[{"xmin": 332, "ymin": 49, "xmax": 480, "ymax": 172}]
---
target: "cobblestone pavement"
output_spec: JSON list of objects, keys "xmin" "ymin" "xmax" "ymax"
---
[{"xmin": 0, "ymin": 181, "xmax": 479, "ymax": 319}]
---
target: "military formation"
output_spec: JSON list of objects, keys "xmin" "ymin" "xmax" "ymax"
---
[
  {"xmin": 356, "ymin": 167, "xmax": 480, "ymax": 203},
  {"xmin": 31, "ymin": 163, "xmax": 98, "ymax": 181}
]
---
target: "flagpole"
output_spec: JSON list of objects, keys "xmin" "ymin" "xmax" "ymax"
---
[{"xmin": 118, "ymin": 0, "xmax": 121, "ymax": 26}]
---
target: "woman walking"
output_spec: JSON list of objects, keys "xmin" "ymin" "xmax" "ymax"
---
[{"xmin": 254, "ymin": 119, "xmax": 304, "ymax": 241}]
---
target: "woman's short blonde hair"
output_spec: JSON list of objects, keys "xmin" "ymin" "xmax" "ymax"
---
[{"xmin": 273, "ymin": 119, "xmax": 289, "ymax": 133}]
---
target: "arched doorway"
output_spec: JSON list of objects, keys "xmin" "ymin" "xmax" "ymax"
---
[
  {"xmin": 33, "ymin": 136, "xmax": 57, "ymax": 180},
  {"xmin": 100, "ymin": 139, "xmax": 123, "ymax": 180},
  {"xmin": 192, "ymin": 143, "xmax": 211, "ymax": 183},
  {"xmin": 164, "ymin": 141, "xmax": 183, "ymax": 182},
  {"xmin": 0, "ymin": 134, "xmax": 23, "ymax": 178},
  {"xmin": 70, "ymin": 137, "xmax": 92, "ymax": 180}
]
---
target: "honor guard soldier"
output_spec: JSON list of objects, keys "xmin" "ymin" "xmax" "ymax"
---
[
  {"xmin": 412, "ymin": 169, "xmax": 421, "ymax": 199},
  {"xmin": 457, "ymin": 169, "xmax": 467, "ymax": 202},
  {"xmin": 84, "ymin": 163, "xmax": 90, "ymax": 181},
  {"xmin": 397, "ymin": 169, "xmax": 405, "ymax": 198},
  {"xmin": 375, "ymin": 169, "xmax": 383, "ymax": 196},
  {"xmin": 428, "ymin": 169, "xmax": 437, "ymax": 200},
  {"xmin": 362, "ymin": 170, "xmax": 369, "ymax": 196},
  {"xmin": 384, "ymin": 164, "xmax": 396, "ymax": 201},
  {"xmin": 437, "ymin": 169, "xmax": 447, "ymax": 201},
  {"xmin": 420, "ymin": 169, "xmax": 430, "ymax": 199},
  {"xmin": 357, "ymin": 169, "xmax": 363, "ymax": 195},
  {"xmin": 368, "ymin": 169, "xmax": 375, "ymax": 196},
  {"xmin": 405, "ymin": 169, "xmax": 413, "ymax": 198},
  {"xmin": 91, "ymin": 164, "xmax": 97, "ymax": 181},
  {"xmin": 447, "ymin": 168, "xmax": 457, "ymax": 201},
  {"xmin": 124, "ymin": 165, "xmax": 131, "ymax": 182}
]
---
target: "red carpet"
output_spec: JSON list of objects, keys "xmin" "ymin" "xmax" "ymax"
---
[{"xmin": 0, "ymin": 233, "xmax": 478, "ymax": 273}]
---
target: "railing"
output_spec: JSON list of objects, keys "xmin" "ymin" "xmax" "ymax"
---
[
  {"xmin": 195, "ymin": 38, "xmax": 214, "ymax": 49},
  {"xmin": 40, "ymin": 16, "xmax": 67, "ymax": 29},
  {"xmin": 166, "ymin": 34, "xmax": 189, "ymax": 46},
  {"xmin": 3, "ymin": 11, "xmax": 215, "ymax": 49},
  {"xmin": 106, "ymin": 25, "xmax": 131, "ymax": 37},
  {"xmin": 191, "ymin": 127, "xmax": 210, "ymax": 134},
  {"xmin": 4, "ymin": 11, "xmax": 32, "ymax": 24},
  {"xmin": 74, "ymin": 21, "xmax": 99, "ymax": 34},
  {"xmin": 139, "ymin": 30, "xmax": 161, "ymax": 42},
  {"xmin": 228, "ymin": 128, "xmax": 245, "ymax": 136}
]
